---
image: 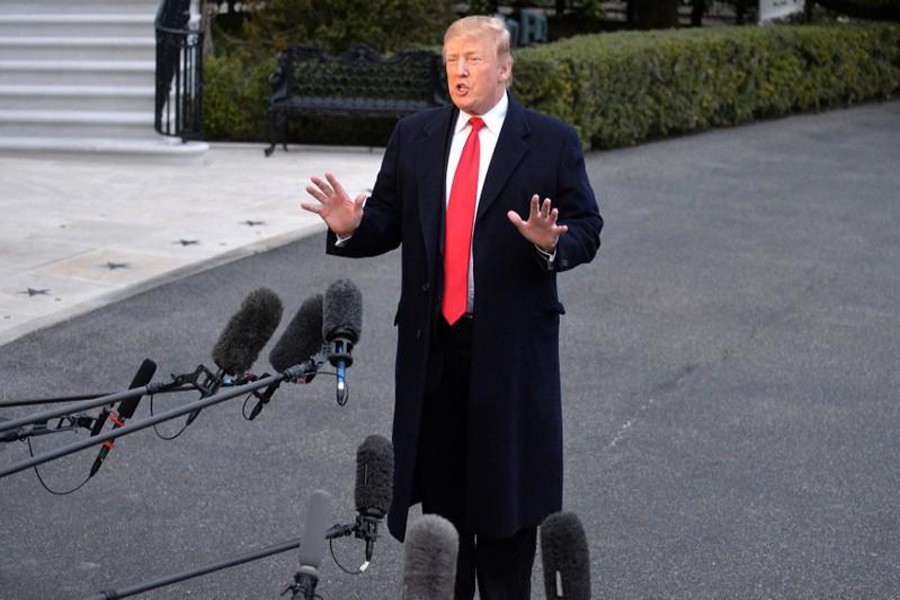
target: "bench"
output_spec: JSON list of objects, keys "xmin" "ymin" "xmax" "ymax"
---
[{"xmin": 265, "ymin": 44, "xmax": 448, "ymax": 156}]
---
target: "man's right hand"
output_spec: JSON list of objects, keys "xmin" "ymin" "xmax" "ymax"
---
[{"xmin": 302, "ymin": 172, "xmax": 366, "ymax": 238}]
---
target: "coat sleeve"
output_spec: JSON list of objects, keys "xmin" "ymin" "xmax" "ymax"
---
[
  {"xmin": 550, "ymin": 125, "xmax": 604, "ymax": 273},
  {"xmin": 326, "ymin": 123, "xmax": 405, "ymax": 258}
]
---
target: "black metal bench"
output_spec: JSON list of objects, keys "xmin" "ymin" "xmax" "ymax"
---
[{"xmin": 264, "ymin": 44, "xmax": 448, "ymax": 156}]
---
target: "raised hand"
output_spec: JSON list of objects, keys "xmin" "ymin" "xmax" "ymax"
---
[
  {"xmin": 301, "ymin": 172, "xmax": 366, "ymax": 238},
  {"xmin": 507, "ymin": 194, "xmax": 569, "ymax": 254}
]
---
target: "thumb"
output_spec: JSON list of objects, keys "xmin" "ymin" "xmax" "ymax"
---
[{"xmin": 507, "ymin": 210, "xmax": 524, "ymax": 228}]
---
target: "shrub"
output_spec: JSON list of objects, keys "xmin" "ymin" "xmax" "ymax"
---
[
  {"xmin": 240, "ymin": 0, "xmax": 455, "ymax": 55},
  {"xmin": 202, "ymin": 22, "xmax": 900, "ymax": 147},
  {"xmin": 513, "ymin": 22, "xmax": 900, "ymax": 148},
  {"xmin": 203, "ymin": 50, "xmax": 273, "ymax": 141}
]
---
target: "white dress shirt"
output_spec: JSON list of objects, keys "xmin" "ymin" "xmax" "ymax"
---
[{"xmin": 445, "ymin": 92, "xmax": 509, "ymax": 314}]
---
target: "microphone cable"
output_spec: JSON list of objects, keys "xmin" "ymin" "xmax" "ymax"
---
[
  {"xmin": 25, "ymin": 422, "xmax": 90, "ymax": 495},
  {"xmin": 327, "ymin": 538, "xmax": 368, "ymax": 576}
]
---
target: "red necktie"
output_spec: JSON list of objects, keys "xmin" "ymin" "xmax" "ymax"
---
[{"xmin": 442, "ymin": 117, "xmax": 485, "ymax": 325}]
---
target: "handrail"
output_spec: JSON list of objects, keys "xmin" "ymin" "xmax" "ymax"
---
[{"xmin": 155, "ymin": 0, "xmax": 204, "ymax": 141}]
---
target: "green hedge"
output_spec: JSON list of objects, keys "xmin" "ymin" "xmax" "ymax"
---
[
  {"xmin": 514, "ymin": 22, "xmax": 900, "ymax": 148},
  {"xmin": 203, "ymin": 22, "xmax": 900, "ymax": 148}
]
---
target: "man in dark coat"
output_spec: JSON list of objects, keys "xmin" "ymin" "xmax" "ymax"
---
[{"xmin": 302, "ymin": 15, "xmax": 602, "ymax": 599}]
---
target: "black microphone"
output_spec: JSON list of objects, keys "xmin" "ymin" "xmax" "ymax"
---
[
  {"xmin": 401, "ymin": 514, "xmax": 459, "ymax": 600},
  {"xmin": 540, "ymin": 511, "xmax": 591, "ymax": 600},
  {"xmin": 211, "ymin": 287, "xmax": 284, "ymax": 377},
  {"xmin": 187, "ymin": 287, "xmax": 282, "ymax": 425},
  {"xmin": 248, "ymin": 293, "xmax": 324, "ymax": 420},
  {"xmin": 354, "ymin": 434, "xmax": 393, "ymax": 568},
  {"xmin": 270, "ymin": 293, "xmax": 324, "ymax": 375},
  {"xmin": 325, "ymin": 434, "xmax": 394, "ymax": 570},
  {"xmin": 89, "ymin": 359, "xmax": 158, "ymax": 478},
  {"xmin": 290, "ymin": 489, "xmax": 334, "ymax": 600},
  {"xmin": 322, "ymin": 279, "xmax": 362, "ymax": 405}
]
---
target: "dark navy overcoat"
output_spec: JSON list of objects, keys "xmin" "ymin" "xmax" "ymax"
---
[{"xmin": 326, "ymin": 95, "xmax": 603, "ymax": 541}]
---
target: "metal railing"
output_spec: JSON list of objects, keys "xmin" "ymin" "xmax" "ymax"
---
[{"xmin": 155, "ymin": 0, "xmax": 203, "ymax": 140}]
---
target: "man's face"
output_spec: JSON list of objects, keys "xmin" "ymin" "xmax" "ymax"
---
[{"xmin": 444, "ymin": 33, "xmax": 510, "ymax": 116}]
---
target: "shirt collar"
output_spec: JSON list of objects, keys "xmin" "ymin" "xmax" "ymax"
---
[{"xmin": 454, "ymin": 91, "xmax": 508, "ymax": 135}]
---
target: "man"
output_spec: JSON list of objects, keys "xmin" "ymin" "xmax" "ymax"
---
[{"xmin": 302, "ymin": 16, "xmax": 602, "ymax": 599}]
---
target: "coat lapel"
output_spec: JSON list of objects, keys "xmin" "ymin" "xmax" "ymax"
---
[
  {"xmin": 415, "ymin": 106, "xmax": 456, "ymax": 281},
  {"xmin": 476, "ymin": 96, "xmax": 531, "ymax": 223}
]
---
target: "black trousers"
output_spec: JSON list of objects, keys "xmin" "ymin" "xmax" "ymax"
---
[{"xmin": 415, "ymin": 315, "xmax": 537, "ymax": 600}]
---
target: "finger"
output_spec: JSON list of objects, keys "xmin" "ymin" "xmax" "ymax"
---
[
  {"xmin": 529, "ymin": 194, "xmax": 540, "ymax": 218},
  {"xmin": 541, "ymin": 198, "xmax": 554, "ymax": 219},
  {"xmin": 548, "ymin": 207, "xmax": 560, "ymax": 225},
  {"xmin": 309, "ymin": 175, "xmax": 334, "ymax": 198},
  {"xmin": 325, "ymin": 172, "xmax": 348, "ymax": 200},
  {"xmin": 507, "ymin": 210, "xmax": 525, "ymax": 228},
  {"xmin": 300, "ymin": 201, "xmax": 322, "ymax": 215},
  {"xmin": 305, "ymin": 184, "xmax": 327, "ymax": 203}
]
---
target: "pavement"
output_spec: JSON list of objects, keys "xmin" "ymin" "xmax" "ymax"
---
[
  {"xmin": 1, "ymin": 100, "xmax": 899, "ymax": 599},
  {"xmin": 0, "ymin": 143, "xmax": 385, "ymax": 347}
]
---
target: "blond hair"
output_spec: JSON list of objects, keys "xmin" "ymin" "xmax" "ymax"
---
[{"xmin": 443, "ymin": 15, "xmax": 514, "ymax": 77}]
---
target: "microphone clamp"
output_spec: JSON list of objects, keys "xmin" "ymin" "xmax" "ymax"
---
[
  {"xmin": 325, "ymin": 522, "xmax": 356, "ymax": 540},
  {"xmin": 285, "ymin": 565, "xmax": 319, "ymax": 600},
  {"xmin": 171, "ymin": 365, "xmax": 223, "ymax": 397}
]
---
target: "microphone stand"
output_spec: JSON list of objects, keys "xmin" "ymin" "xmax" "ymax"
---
[
  {"xmin": 83, "ymin": 537, "xmax": 302, "ymax": 600},
  {"xmin": 0, "ymin": 364, "xmax": 310, "ymax": 480},
  {"xmin": 0, "ymin": 415, "xmax": 95, "ymax": 444},
  {"xmin": 0, "ymin": 365, "xmax": 237, "ymax": 436}
]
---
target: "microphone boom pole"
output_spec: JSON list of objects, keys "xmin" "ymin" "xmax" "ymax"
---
[
  {"xmin": 0, "ymin": 365, "xmax": 309, "ymax": 480},
  {"xmin": 83, "ymin": 537, "xmax": 302, "ymax": 600},
  {"xmin": 0, "ymin": 378, "xmax": 194, "ymax": 436}
]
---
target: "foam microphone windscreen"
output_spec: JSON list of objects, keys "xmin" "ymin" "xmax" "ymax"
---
[
  {"xmin": 355, "ymin": 434, "xmax": 394, "ymax": 517},
  {"xmin": 401, "ymin": 514, "xmax": 459, "ymax": 600},
  {"xmin": 322, "ymin": 278, "xmax": 362, "ymax": 343},
  {"xmin": 297, "ymin": 489, "xmax": 334, "ymax": 569},
  {"xmin": 211, "ymin": 287, "xmax": 283, "ymax": 376},
  {"xmin": 269, "ymin": 293, "xmax": 324, "ymax": 373},
  {"xmin": 540, "ymin": 512, "xmax": 591, "ymax": 600}
]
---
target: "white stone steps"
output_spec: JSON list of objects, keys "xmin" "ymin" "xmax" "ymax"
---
[
  {"xmin": 0, "ymin": 85, "xmax": 155, "ymax": 112},
  {"xmin": 0, "ymin": 15, "xmax": 154, "ymax": 38},
  {"xmin": 0, "ymin": 1, "xmax": 161, "ymax": 16},
  {"xmin": 0, "ymin": 0, "xmax": 208, "ymax": 162},
  {"xmin": 0, "ymin": 37, "xmax": 155, "ymax": 61},
  {"xmin": 0, "ymin": 60, "xmax": 155, "ymax": 86},
  {"xmin": 0, "ymin": 109, "xmax": 155, "ymax": 139},
  {"xmin": 0, "ymin": 136, "xmax": 209, "ymax": 163}
]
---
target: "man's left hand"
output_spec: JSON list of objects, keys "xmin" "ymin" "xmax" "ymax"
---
[{"xmin": 507, "ymin": 195, "xmax": 568, "ymax": 254}]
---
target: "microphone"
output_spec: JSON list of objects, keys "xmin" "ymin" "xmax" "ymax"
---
[
  {"xmin": 248, "ymin": 293, "xmax": 324, "ymax": 420},
  {"xmin": 211, "ymin": 287, "xmax": 284, "ymax": 377},
  {"xmin": 325, "ymin": 434, "xmax": 394, "ymax": 571},
  {"xmin": 188, "ymin": 287, "xmax": 283, "ymax": 425},
  {"xmin": 247, "ymin": 294, "xmax": 323, "ymax": 421},
  {"xmin": 401, "ymin": 514, "xmax": 459, "ymax": 600},
  {"xmin": 290, "ymin": 489, "xmax": 334, "ymax": 600},
  {"xmin": 540, "ymin": 512, "xmax": 591, "ymax": 600},
  {"xmin": 270, "ymin": 293, "xmax": 324, "ymax": 375},
  {"xmin": 322, "ymin": 279, "xmax": 362, "ymax": 405},
  {"xmin": 354, "ymin": 434, "xmax": 393, "ymax": 568},
  {"xmin": 89, "ymin": 359, "xmax": 158, "ymax": 478}
]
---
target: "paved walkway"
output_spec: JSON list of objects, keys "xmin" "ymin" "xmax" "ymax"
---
[
  {"xmin": 1, "ymin": 101, "xmax": 898, "ymax": 598},
  {"xmin": 0, "ymin": 144, "xmax": 384, "ymax": 346}
]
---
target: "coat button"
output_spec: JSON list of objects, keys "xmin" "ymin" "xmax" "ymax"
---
[
  {"xmin": 421, "ymin": 282, "xmax": 430, "ymax": 292},
  {"xmin": 416, "ymin": 328, "xmax": 422, "ymax": 339}
]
